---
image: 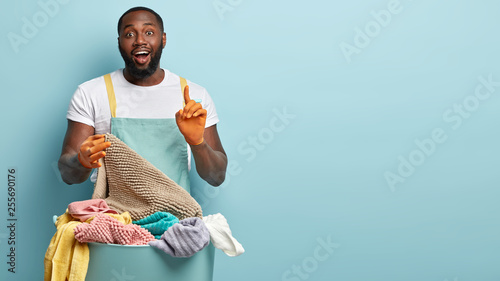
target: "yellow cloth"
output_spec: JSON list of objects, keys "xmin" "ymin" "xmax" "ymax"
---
[{"xmin": 44, "ymin": 210, "xmax": 132, "ymax": 281}]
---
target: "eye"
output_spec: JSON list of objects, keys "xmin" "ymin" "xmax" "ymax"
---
[
  {"xmin": 125, "ymin": 32, "xmax": 134, "ymax": 38},
  {"xmin": 146, "ymin": 31, "xmax": 154, "ymax": 36}
]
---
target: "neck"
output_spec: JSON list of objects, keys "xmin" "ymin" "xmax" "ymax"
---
[{"xmin": 123, "ymin": 67, "xmax": 164, "ymax": 86}]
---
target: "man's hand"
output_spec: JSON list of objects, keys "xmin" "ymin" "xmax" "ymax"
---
[
  {"xmin": 78, "ymin": 135, "xmax": 111, "ymax": 169},
  {"xmin": 175, "ymin": 85, "xmax": 207, "ymax": 145}
]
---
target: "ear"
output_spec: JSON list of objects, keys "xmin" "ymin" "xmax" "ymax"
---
[{"xmin": 162, "ymin": 32, "xmax": 167, "ymax": 48}]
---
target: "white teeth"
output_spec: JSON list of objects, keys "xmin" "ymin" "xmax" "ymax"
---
[{"xmin": 135, "ymin": 51, "xmax": 149, "ymax": 55}]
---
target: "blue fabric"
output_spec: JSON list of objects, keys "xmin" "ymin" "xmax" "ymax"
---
[{"xmin": 133, "ymin": 212, "xmax": 179, "ymax": 239}]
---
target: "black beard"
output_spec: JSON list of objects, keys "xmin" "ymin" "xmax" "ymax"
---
[{"xmin": 119, "ymin": 44, "xmax": 163, "ymax": 79}]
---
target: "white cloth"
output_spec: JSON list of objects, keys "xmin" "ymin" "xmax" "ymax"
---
[
  {"xmin": 203, "ymin": 213, "xmax": 244, "ymax": 257},
  {"xmin": 66, "ymin": 68, "xmax": 219, "ymax": 181}
]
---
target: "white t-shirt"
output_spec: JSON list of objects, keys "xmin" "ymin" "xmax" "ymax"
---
[{"xmin": 66, "ymin": 68, "xmax": 219, "ymax": 180}]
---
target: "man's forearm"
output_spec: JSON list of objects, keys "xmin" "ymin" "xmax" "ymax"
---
[
  {"xmin": 58, "ymin": 153, "xmax": 92, "ymax": 185},
  {"xmin": 190, "ymin": 140, "xmax": 227, "ymax": 186}
]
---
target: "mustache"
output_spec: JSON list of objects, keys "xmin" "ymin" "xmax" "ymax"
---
[{"xmin": 119, "ymin": 43, "xmax": 163, "ymax": 79}]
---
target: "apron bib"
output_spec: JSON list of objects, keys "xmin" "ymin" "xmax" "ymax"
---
[{"xmin": 103, "ymin": 73, "xmax": 191, "ymax": 192}]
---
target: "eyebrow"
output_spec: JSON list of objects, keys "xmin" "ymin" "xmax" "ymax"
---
[{"xmin": 123, "ymin": 22, "xmax": 155, "ymax": 29}]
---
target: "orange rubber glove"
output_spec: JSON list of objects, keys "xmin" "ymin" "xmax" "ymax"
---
[
  {"xmin": 78, "ymin": 135, "xmax": 111, "ymax": 169},
  {"xmin": 175, "ymin": 85, "xmax": 207, "ymax": 146}
]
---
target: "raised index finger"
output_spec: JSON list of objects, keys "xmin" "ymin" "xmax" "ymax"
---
[{"xmin": 183, "ymin": 85, "xmax": 191, "ymax": 105}]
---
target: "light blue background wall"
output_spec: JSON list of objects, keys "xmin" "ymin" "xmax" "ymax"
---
[{"xmin": 1, "ymin": 0, "xmax": 499, "ymax": 280}]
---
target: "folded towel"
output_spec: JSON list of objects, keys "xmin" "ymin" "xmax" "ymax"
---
[
  {"xmin": 68, "ymin": 198, "xmax": 118, "ymax": 222},
  {"xmin": 133, "ymin": 212, "xmax": 179, "ymax": 239},
  {"xmin": 74, "ymin": 213, "xmax": 155, "ymax": 245},
  {"xmin": 203, "ymin": 213, "xmax": 245, "ymax": 257},
  {"xmin": 92, "ymin": 133, "xmax": 203, "ymax": 221},
  {"xmin": 149, "ymin": 217, "xmax": 210, "ymax": 257}
]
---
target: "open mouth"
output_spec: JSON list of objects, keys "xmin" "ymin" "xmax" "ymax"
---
[{"xmin": 133, "ymin": 50, "xmax": 151, "ymax": 65}]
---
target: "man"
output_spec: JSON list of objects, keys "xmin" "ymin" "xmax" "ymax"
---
[{"xmin": 58, "ymin": 7, "xmax": 227, "ymax": 191}]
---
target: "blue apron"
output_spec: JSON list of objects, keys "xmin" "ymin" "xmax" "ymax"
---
[{"xmin": 103, "ymin": 73, "xmax": 190, "ymax": 192}]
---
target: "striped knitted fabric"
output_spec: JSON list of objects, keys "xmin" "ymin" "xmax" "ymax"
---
[
  {"xmin": 92, "ymin": 133, "xmax": 203, "ymax": 221},
  {"xmin": 133, "ymin": 212, "xmax": 179, "ymax": 239},
  {"xmin": 74, "ymin": 213, "xmax": 155, "ymax": 245}
]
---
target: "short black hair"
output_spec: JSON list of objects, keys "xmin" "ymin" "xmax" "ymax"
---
[{"xmin": 117, "ymin": 6, "xmax": 164, "ymax": 35}]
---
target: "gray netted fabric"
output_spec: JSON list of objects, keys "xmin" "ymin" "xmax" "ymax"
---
[{"xmin": 92, "ymin": 133, "xmax": 202, "ymax": 221}]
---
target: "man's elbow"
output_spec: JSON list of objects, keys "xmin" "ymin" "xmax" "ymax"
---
[
  {"xmin": 58, "ymin": 160, "xmax": 74, "ymax": 185},
  {"xmin": 58, "ymin": 157, "xmax": 86, "ymax": 185},
  {"xmin": 61, "ymin": 177, "xmax": 75, "ymax": 185},
  {"xmin": 207, "ymin": 170, "xmax": 226, "ymax": 187}
]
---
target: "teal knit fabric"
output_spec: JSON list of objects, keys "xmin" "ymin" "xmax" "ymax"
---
[{"xmin": 132, "ymin": 212, "xmax": 179, "ymax": 239}]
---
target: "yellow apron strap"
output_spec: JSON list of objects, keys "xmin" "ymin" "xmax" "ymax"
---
[
  {"xmin": 180, "ymin": 76, "xmax": 187, "ymax": 107},
  {"xmin": 104, "ymin": 73, "xmax": 117, "ymax": 118}
]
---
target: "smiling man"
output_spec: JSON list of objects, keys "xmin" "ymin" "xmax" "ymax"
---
[{"xmin": 58, "ymin": 7, "xmax": 227, "ymax": 191}]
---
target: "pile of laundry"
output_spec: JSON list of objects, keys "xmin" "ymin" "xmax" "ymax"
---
[
  {"xmin": 44, "ymin": 199, "xmax": 244, "ymax": 281},
  {"xmin": 44, "ymin": 133, "xmax": 244, "ymax": 281}
]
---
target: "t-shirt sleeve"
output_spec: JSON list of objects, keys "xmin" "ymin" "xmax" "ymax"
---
[
  {"xmin": 66, "ymin": 86, "xmax": 95, "ymax": 127},
  {"xmin": 203, "ymin": 88, "xmax": 219, "ymax": 128}
]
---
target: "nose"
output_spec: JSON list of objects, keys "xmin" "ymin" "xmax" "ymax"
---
[{"xmin": 133, "ymin": 33, "xmax": 146, "ymax": 46}]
